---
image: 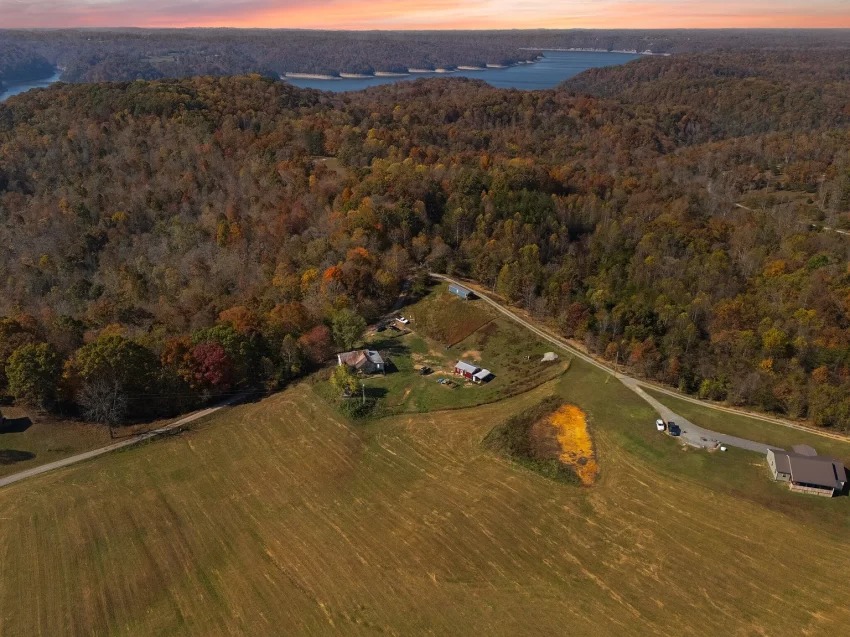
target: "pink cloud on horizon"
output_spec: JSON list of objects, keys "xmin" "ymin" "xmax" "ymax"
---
[{"xmin": 2, "ymin": 0, "xmax": 849, "ymax": 29}]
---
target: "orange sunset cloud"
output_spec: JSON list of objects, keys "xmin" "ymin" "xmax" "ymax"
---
[{"xmin": 2, "ymin": 0, "xmax": 849, "ymax": 29}]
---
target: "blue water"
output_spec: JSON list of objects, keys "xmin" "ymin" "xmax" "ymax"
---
[
  {"xmin": 0, "ymin": 51, "xmax": 640, "ymax": 102},
  {"xmin": 0, "ymin": 70, "xmax": 62, "ymax": 102},
  {"xmin": 284, "ymin": 51, "xmax": 640, "ymax": 92}
]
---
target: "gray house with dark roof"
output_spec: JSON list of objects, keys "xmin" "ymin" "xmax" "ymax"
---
[{"xmin": 766, "ymin": 447, "xmax": 847, "ymax": 497}]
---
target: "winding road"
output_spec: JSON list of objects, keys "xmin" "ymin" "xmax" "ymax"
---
[{"xmin": 430, "ymin": 272, "xmax": 848, "ymax": 453}]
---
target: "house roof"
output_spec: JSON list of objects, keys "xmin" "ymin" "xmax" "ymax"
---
[
  {"xmin": 338, "ymin": 349, "xmax": 384, "ymax": 369},
  {"xmin": 792, "ymin": 444, "xmax": 818, "ymax": 457},
  {"xmin": 455, "ymin": 361, "xmax": 479, "ymax": 374},
  {"xmin": 473, "ymin": 369, "xmax": 492, "ymax": 380},
  {"xmin": 769, "ymin": 449, "xmax": 792, "ymax": 475},
  {"xmin": 770, "ymin": 448, "xmax": 846, "ymax": 490},
  {"xmin": 450, "ymin": 284, "xmax": 472, "ymax": 296},
  {"xmin": 790, "ymin": 456, "xmax": 844, "ymax": 489},
  {"xmin": 365, "ymin": 350, "xmax": 384, "ymax": 365}
]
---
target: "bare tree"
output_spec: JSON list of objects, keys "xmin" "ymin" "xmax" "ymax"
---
[{"xmin": 78, "ymin": 379, "xmax": 128, "ymax": 438}]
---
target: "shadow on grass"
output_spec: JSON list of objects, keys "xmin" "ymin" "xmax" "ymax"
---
[
  {"xmin": 0, "ymin": 449, "xmax": 36, "ymax": 465},
  {"xmin": 0, "ymin": 417, "xmax": 32, "ymax": 434}
]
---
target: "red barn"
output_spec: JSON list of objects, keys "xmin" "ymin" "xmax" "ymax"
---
[{"xmin": 454, "ymin": 360, "xmax": 479, "ymax": 380}]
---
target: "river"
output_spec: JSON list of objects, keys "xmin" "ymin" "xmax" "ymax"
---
[
  {"xmin": 283, "ymin": 51, "xmax": 640, "ymax": 92},
  {"xmin": 0, "ymin": 51, "xmax": 639, "ymax": 102},
  {"xmin": 0, "ymin": 70, "xmax": 63, "ymax": 102}
]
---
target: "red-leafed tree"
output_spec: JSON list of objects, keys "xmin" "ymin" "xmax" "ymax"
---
[
  {"xmin": 297, "ymin": 325, "xmax": 333, "ymax": 365},
  {"xmin": 189, "ymin": 341, "xmax": 234, "ymax": 393}
]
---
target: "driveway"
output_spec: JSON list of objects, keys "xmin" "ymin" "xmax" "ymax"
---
[{"xmin": 620, "ymin": 378, "xmax": 775, "ymax": 454}]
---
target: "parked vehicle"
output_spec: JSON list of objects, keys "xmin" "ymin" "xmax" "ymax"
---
[
  {"xmin": 667, "ymin": 422, "xmax": 681, "ymax": 436},
  {"xmin": 396, "ymin": 316, "xmax": 410, "ymax": 324},
  {"xmin": 655, "ymin": 418, "xmax": 666, "ymax": 431}
]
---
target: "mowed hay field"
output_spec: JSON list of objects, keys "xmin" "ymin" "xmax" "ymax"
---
[{"xmin": 1, "ymin": 360, "xmax": 850, "ymax": 635}]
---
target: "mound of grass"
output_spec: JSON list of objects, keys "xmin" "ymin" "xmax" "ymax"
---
[{"xmin": 483, "ymin": 396, "xmax": 580, "ymax": 485}]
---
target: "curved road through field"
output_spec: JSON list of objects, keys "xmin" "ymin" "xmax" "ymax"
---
[
  {"xmin": 430, "ymin": 272, "xmax": 849, "ymax": 452},
  {"xmin": 0, "ymin": 396, "xmax": 243, "ymax": 489}
]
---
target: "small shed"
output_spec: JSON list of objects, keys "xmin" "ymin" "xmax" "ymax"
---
[
  {"xmin": 472, "ymin": 369, "xmax": 493, "ymax": 384},
  {"xmin": 454, "ymin": 360, "xmax": 479, "ymax": 380},
  {"xmin": 448, "ymin": 284, "xmax": 473, "ymax": 300}
]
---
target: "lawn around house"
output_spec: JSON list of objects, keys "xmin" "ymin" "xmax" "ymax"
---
[{"xmin": 316, "ymin": 283, "xmax": 568, "ymax": 416}]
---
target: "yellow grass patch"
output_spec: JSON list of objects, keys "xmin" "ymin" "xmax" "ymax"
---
[{"xmin": 547, "ymin": 404, "xmax": 598, "ymax": 485}]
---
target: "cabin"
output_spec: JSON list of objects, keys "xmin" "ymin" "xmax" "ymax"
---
[
  {"xmin": 766, "ymin": 447, "xmax": 847, "ymax": 497},
  {"xmin": 448, "ymin": 284, "xmax": 473, "ymax": 300},
  {"xmin": 337, "ymin": 349, "xmax": 385, "ymax": 374},
  {"xmin": 454, "ymin": 360, "xmax": 479, "ymax": 380}
]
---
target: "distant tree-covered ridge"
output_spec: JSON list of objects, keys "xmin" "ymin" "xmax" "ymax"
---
[
  {"xmin": 1, "ymin": 50, "xmax": 850, "ymax": 427},
  {"xmin": 0, "ymin": 44, "xmax": 54, "ymax": 91},
  {"xmin": 0, "ymin": 28, "xmax": 848, "ymax": 84}
]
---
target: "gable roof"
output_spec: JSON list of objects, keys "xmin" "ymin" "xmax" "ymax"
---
[
  {"xmin": 338, "ymin": 349, "xmax": 384, "ymax": 369},
  {"xmin": 473, "ymin": 368, "xmax": 492, "ymax": 380},
  {"xmin": 790, "ymin": 456, "xmax": 844, "ymax": 489},
  {"xmin": 769, "ymin": 449, "xmax": 792, "ymax": 475},
  {"xmin": 365, "ymin": 350, "xmax": 384, "ymax": 365},
  {"xmin": 455, "ymin": 360, "xmax": 479, "ymax": 374},
  {"xmin": 770, "ymin": 448, "xmax": 846, "ymax": 490}
]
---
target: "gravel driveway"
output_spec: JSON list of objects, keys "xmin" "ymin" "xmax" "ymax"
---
[{"xmin": 620, "ymin": 378, "xmax": 777, "ymax": 454}]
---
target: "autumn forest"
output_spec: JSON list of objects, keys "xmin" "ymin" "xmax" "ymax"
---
[{"xmin": 1, "ymin": 49, "xmax": 850, "ymax": 429}]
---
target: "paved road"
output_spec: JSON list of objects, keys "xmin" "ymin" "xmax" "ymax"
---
[
  {"xmin": 429, "ymin": 272, "xmax": 798, "ymax": 454},
  {"xmin": 0, "ymin": 396, "xmax": 242, "ymax": 489}
]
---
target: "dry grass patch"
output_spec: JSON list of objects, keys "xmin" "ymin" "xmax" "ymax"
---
[{"xmin": 546, "ymin": 405, "xmax": 598, "ymax": 485}]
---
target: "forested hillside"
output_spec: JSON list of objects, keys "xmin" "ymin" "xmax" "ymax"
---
[
  {"xmin": 1, "ymin": 50, "xmax": 850, "ymax": 428},
  {"xmin": 0, "ymin": 45, "xmax": 54, "ymax": 93}
]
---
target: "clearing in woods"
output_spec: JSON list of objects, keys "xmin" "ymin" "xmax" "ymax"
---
[{"xmin": 1, "ymin": 355, "xmax": 850, "ymax": 635}]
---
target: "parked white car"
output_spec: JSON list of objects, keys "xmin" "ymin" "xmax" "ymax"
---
[
  {"xmin": 396, "ymin": 316, "xmax": 410, "ymax": 324},
  {"xmin": 655, "ymin": 418, "xmax": 666, "ymax": 431}
]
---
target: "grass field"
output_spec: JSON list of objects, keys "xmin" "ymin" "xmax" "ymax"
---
[{"xmin": 1, "ymin": 354, "xmax": 850, "ymax": 635}]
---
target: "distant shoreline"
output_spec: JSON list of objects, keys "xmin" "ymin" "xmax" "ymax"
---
[
  {"xmin": 282, "ymin": 57, "xmax": 538, "ymax": 81},
  {"xmin": 520, "ymin": 47, "xmax": 668, "ymax": 56}
]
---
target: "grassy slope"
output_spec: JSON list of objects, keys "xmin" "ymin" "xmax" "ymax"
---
[{"xmin": 1, "ymin": 357, "xmax": 848, "ymax": 635}]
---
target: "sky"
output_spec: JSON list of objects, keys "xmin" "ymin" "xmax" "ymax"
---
[{"xmin": 3, "ymin": 0, "xmax": 850, "ymax": 29}]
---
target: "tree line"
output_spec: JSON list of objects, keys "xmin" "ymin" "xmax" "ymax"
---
[{"xmin": 1, "ymin": 50, "xmax": 850, "ymax": 429}]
